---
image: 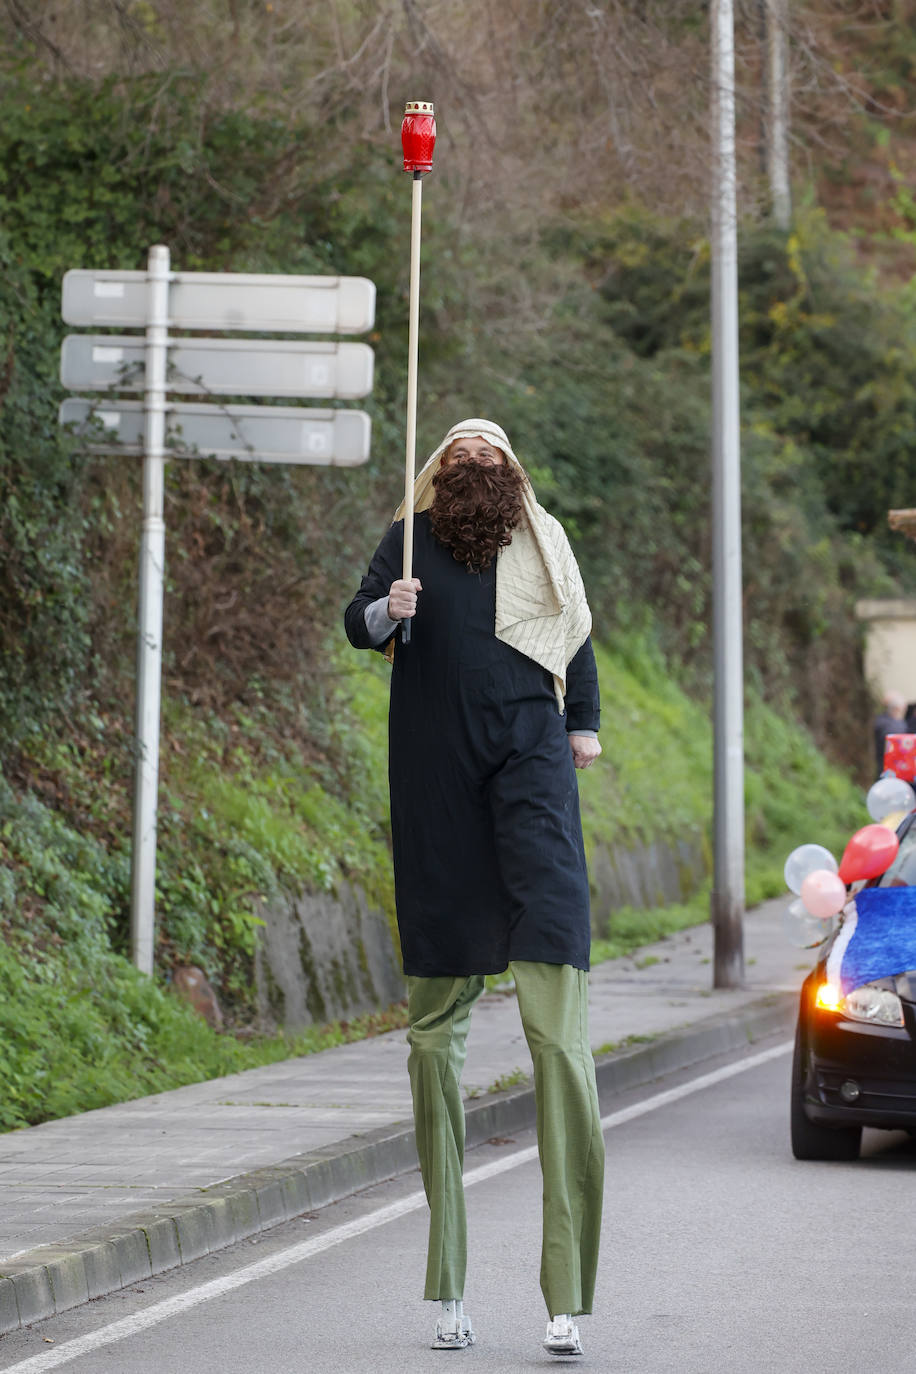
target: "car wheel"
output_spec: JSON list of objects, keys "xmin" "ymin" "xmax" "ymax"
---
[{"xmin": 790, "ymin": 1021, "xmax": 861, "ymax": 1161}]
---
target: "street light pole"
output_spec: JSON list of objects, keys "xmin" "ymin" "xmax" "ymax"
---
[{"xmin": 710, "ymin": 0, "xmax": 746, "ymax": 989}]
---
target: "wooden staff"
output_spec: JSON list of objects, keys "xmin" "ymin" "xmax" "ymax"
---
[{"xmin": 399, "ymin": 99, "xmax": 437, "ymax": 644}]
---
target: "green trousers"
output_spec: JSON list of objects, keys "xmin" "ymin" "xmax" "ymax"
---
[{"xmin": 406, "ymin": 961, "xmax": 605, "ymax": 1317}]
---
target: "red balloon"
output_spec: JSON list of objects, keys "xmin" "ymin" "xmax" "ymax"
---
[{"xmin": 837, "ymin": 824, "xmax": 900, "ymax": 884}]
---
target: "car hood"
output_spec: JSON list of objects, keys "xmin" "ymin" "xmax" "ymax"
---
[{"xmin": 825, "ymin": 887, "xmax": 916, "ymax": 995}]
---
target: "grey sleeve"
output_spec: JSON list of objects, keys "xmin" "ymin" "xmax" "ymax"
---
[{"xmin": 364, "ymin": 595, "xmax": 400, "ymax": 647}]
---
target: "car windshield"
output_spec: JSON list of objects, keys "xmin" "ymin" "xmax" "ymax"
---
[{"xmin": 878, "ymin": 820, "xmax": 916, "ymax": 887}]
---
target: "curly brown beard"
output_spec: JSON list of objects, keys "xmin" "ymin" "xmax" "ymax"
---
[{"xmin": 429, "ymin": 459, "xmax": 528, "ymax": 572}]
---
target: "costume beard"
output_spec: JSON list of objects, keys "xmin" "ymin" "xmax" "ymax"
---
[{"xmin": 429, "ymin": 459, "xmax": 528, "ymax": 572}]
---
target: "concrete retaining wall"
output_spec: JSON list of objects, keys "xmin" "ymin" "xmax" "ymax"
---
[
  {"xmin": 254, "ymin": 880, "xmax": 404, "ymax": 1031},
  {"xmin": 589, "ymin": 834, "xmax": 708, "ymax": 937},
  {"xmin": 254, "ymin": 833, "xmax": 709, "ymax": 1030}
]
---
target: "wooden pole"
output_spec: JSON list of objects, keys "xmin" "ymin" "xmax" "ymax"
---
[{"xmin": 400, "ymin": 171, "xmax": 423, "ymax": 644}]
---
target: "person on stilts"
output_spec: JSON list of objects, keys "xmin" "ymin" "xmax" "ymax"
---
[{"xmin": 345, "ymin": 418, "xmax": 605, "ymax": 1356}]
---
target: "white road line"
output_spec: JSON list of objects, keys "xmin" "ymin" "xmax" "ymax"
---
[
  {"xmin": 0, "ymin": 1039, "xmax": 792, "ymax": 1373},
  {"xmin": 461, "ymin": 1038, "xmax": 794, "ymax": 1186}
]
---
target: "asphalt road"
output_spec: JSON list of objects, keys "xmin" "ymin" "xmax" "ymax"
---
[{"xmin": 1, "ymin": 1036, "xmax": 915, "ymax": 1374}]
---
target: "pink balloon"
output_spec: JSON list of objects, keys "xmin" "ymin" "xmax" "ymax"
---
[
  {"xmin": 838, "ymin": 824, "xmax": 899, "ymax": 884},
  {"xmin": 800, "ymin": 868, "xmax": 847, "ymax": 919}
]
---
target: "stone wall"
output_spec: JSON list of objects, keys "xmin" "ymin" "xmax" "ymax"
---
[
  {"xmin": 588, "ymin": 834, "xmax": 709, "ymax": 938},
  {"xmin": 255, "ymin": 835, "xmax": 709, "ymax": 1030},
  {"xmin": 254, "ymin": 880, "xmax": 404, "ymax": 1031}
]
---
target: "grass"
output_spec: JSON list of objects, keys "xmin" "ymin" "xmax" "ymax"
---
[
  {"xmin": 0, "ymin": 928, "xmax": 408, "ymax": 1131},
  {"xmin": 594, "ymin": 1032, "xmax": 660, "ymax": 1056},
  {"xmin": 590, "ymin": 898, "xmax": 708, "ymax": 963},
  {"xmin": 576, "ymin": 637, "xmax": 715, "ymax": 846},
  {"xmin": 577, "ymin": 632, "xmax": 864, "ymax": 946},
  {"xmin": 0, "ymin": 628, "xmax": 870, "ymax": 1130},
  {"xmin": 487, "ymin": 1067, "xmax": 529, "ymax": 1093}
]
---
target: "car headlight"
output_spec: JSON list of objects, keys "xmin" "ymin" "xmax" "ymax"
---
[{"xmin": 816, "ymin": 977, "xmax": 905, "ymax": 1027}]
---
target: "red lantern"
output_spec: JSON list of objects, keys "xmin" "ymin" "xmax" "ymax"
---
[{"xmin": 401, "ymin": 100, "xmax": 436, "ymax": 174}]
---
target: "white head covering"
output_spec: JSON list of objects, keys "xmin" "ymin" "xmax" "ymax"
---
[
  {"xmin": 390, "ymin": 418, "xmax": 592, "ymax": 711},
  {"xmin": 392, "ymin": 418, "xmax": 525, "ymax": 520}
]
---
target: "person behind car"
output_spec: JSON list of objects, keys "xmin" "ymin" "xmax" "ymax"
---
[{"xmin": 874, "ymin": 690, "xmax": 908, "ymax": 779}]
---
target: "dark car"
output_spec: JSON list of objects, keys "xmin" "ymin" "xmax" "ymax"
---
[{"xmin": 791, "ymin": 811, "xmax": 916, "ymax": 1160}]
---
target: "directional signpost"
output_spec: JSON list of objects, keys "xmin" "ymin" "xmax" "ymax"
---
[
  {"xmin": 60, "ymin": 336, "xmax": 374, "ymax": 400},
  {"xmin": 59, "ymin": 399, "xmax": 372, "ymax": 465},
  {"xmin": 60, "ymin": 245, "xmax": 376, "ymax": 974},
  {"xmin": 62, "ymin": 269, "xmax": 376, "ymax": 333}
]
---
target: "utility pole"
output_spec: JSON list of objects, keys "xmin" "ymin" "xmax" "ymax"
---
[
  {"xmin": 710, "ymin": 0, "xmax": 746, "ymax": 989},
  {"xmin": 764, "ymin": 0, "xmax": 791, "ymax": 229}
]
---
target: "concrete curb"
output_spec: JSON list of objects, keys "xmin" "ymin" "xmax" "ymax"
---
[{"xmin": 0, "ymin": 991, "xmax": 796, "ymax": 1334}]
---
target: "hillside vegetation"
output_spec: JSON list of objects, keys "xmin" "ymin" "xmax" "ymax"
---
[
  {"xmin": 0, "ymin": 3, "xmax": 913, "ymax": 1120},
  {"xmin": 0, "ymin": 634, "xmax": 863, "ymax": 1128}
]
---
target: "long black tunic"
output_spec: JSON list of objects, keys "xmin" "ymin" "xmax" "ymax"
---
[{"xmin": 344, "ymin": 512, "xmax": 600, "ymax": 977}]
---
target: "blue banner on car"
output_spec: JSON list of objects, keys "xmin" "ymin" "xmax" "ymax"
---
[{"xmin": 828, "ymin": 887, "xmax": 916, "ymax": 994}]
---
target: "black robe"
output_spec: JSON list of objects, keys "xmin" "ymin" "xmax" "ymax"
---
[{"xmin": 344, "ymin": 512, "xmax": 600, "ymax": 977}]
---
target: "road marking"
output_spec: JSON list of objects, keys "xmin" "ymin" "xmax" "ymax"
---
[
  {"xmin": 0, "ymin": 1039, "xmax": 792, "ymax": 1372},
  {"xmin": 460, "ymin": 1038, "xmax": 794, "ymax": 1185}
]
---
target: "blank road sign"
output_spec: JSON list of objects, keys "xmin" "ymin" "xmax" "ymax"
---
[
  {"xmin": 59, "ymin": 399, "xmax": 371, "ymax": 466},
  {"xmin": 60, "ymin": 336, "xmax": 374, "ymax": 399},
  {"xmin": 61, "ymin": 271, "xmax": 376, "ymax": 334}
]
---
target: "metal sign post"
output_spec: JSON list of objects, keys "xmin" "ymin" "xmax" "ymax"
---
[
  {"xmin": 131, "ymin": 245, "xmax": 169, "ymax": 975},
  {"xmin": 60, "ymin": 249, "xmax": 376, "ymax": 974}
]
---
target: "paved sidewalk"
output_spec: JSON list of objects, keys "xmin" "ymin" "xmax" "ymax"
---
[{"xmin": 0, "ymin": 897, "xmax": 809, "ymax": 1333}]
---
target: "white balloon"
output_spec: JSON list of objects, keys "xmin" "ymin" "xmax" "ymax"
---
[
  {"xmin": 866, "ymin": 776, "xmax": 916, "ymax": 823},
  {"xmin": 781, "ymin": 897, "xmax": 835, "ymax": 949},
  {"xmin": 783, "ymin": 843, "xmax": 839, "ymax": 896}
]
